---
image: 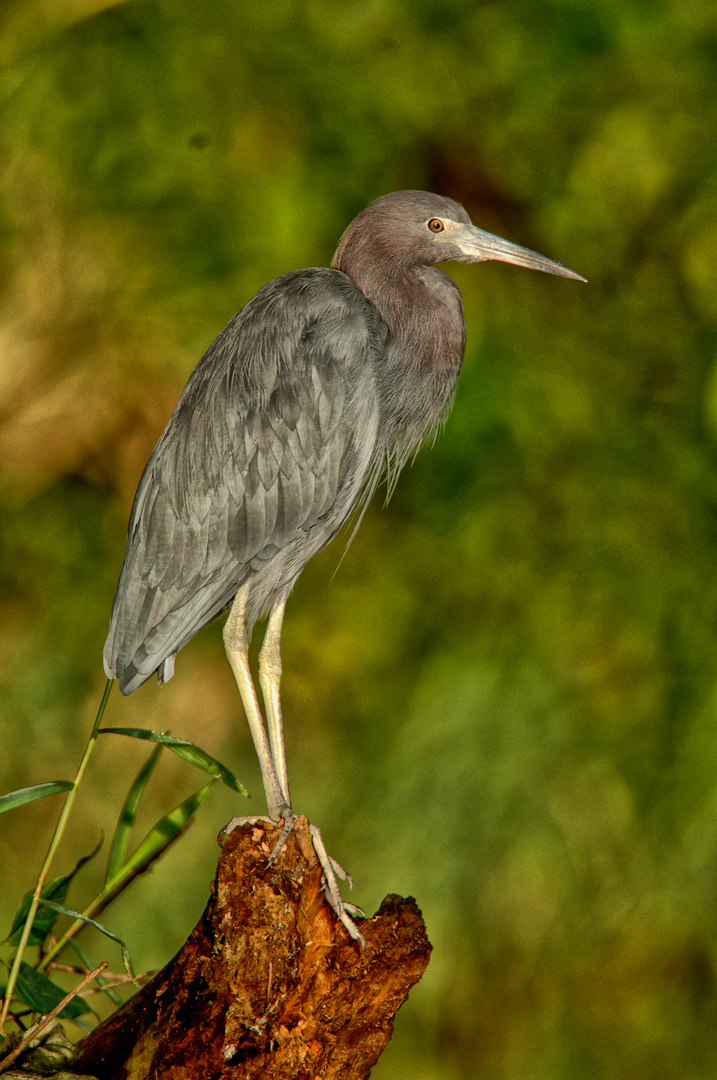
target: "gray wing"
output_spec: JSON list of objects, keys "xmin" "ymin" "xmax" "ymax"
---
[{"xmin": 104, "ymin": 268, "xmax": 386, "ymax": 694}]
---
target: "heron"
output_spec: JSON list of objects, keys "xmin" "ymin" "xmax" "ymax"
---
[{"xmin": 104, "ymin": 190, "xmax": 585, "ymax": 940}]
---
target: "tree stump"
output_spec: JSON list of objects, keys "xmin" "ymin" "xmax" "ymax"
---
[{"xmin": 71, "ymin": 816, "xmax": 432, "ymax": 1079}]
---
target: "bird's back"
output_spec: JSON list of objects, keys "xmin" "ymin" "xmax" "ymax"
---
[{"xmin": 104, "ymin": 268, "xmax": 387, "ymax": 694}]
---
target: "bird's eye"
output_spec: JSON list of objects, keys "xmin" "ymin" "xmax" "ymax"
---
[{"xmin": 427, "ymin": 218, "xmax": 445, "ymax": 233}]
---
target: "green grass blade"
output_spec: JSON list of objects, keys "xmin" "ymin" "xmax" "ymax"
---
[
  {"xmin": 5, "ymin": 838, "xmax": 103, "ymax": 945},
  {"xmin": 0, "ymin": 781, "xmax": 74, "ymax": 815},
  {"xmin": 39, "ymin": 901, "xmax": 136, "ymax": 982},
  {"xmin": 106, "ymin": 744, "xmax": 163, "ymax": 886},
  {"xmin": 108, "ymin": 780, "xmax": 217, "ymax": 889},
  {"xmin": 100, "ymin": 727, "xmax": 247, "ymax": 793},
  {"xmin": 38, "ymin": 781, "xmax": 216, "ymax": 972},
  {"xmin": 0, "ymin": 678, "xmax": 114, "ymax": 1027},
  {"xmin": 6, "ymin": 877, "xmax": 69, "ymax": 947},
  {"xmin": 13, "ymin": 962, "xmax": 90, "ymax": 1019}
]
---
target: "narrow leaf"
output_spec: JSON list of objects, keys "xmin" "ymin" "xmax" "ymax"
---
[
  {"xmin": 107, "ymin": 780, "xmax": 216, "ymax": 891},
  {"xmin": 0, "ymin": 782, "xmax": 73, "ymax": 815},
  {"xmin": 106, "ymin": 744, "xmax": 163, "ymax": 885},
  {"xmin": 100, "ymin": 728, "xmax": 246, "ymax": 793},
  {"xmin": 39, "ymin": 901, "xmax": 136, "ymax": 982},
  {"xmin": 14, "ymin": 962, "xmax": 89, "ymax": 1018},
  {"xmin": 35, "ymin": 782, "xmax": 215, "ymax": 975},
  {"xmin": 7, "ymin": 877, "xmax": 70, "ymax": 947},
  {"xmin": 5, "ymin": 839, "xmax": 103, "ymax": 946}
]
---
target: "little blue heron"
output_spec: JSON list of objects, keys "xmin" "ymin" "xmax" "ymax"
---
[{"xmin": 104, "ymin": 190, "xmax": 584, "ymax": 940}]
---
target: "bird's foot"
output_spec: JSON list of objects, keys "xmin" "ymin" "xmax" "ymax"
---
[
  {"xmin": 221, "ymin": 814, "xmax": 275, "ymax": 840},
  {"xmin": 266, "ymin": 808, "xmax": 295, "ymax": 866},
  {"xmin": 222, "ymin": 813, "xmax": 364, "ymax": 944},
  {"xmin": 309, "ymin": 822, "xmax": 365, "ymax": 945},
  {"xmin": 222, "ymin": 808, "xmax": 295, "ymax": 865}
]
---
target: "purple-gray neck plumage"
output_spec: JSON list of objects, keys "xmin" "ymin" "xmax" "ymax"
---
[{"xmin": 333, "ymin": 213, "xmax": 466, "ymax": 476}]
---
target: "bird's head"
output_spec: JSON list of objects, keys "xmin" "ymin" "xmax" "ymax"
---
[{"xmin": 333, "ymin": 190, "xmax": 586, "ymax": 282}]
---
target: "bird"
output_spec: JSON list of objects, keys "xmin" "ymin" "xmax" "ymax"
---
[{"xmin": 104, "ymin": 190, "xmax": 585, "ymax": 940}]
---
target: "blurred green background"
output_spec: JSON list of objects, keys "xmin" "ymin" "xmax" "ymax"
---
[{"xmin": 1, "ymin": 0, "xmax": 717, "ymax": 1075}]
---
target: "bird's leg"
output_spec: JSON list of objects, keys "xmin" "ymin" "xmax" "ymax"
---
[
  {"xmin": 258, "ymin": 602, "xmax": 364, "ymax": 943},
  {"xmin": 224, "ymin": 587, "xmax": 364, "ymax": 943},
  {"xmin": 258, "ymin": 598, "xmax": 290, "ymax": 808},
  {"xmin": 222, "ymin": 584, "xmax": 294, "ymax": 861}
]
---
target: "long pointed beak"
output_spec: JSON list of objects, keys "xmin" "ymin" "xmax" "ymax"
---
[{"xmin": 455, "ymin": 224, "xmax": 586, "ymax": 282}]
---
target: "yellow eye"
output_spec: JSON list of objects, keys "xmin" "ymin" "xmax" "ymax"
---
[{"xmin": 427, "ymin": 218, "xmax": 444, "ymax": 233}]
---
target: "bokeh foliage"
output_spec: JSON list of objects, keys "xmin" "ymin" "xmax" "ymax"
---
[{"xmin": 1, "ymin": 0, "xmax": 716, "ymax": 1076}]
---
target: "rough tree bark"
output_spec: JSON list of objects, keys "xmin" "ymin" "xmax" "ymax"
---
[{"xmin": 71, "ymin": 816, "xmax": 432, "ymax": 1079}]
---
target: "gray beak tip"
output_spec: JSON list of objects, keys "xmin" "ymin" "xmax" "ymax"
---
[
  {"xmin": 456, "ymin": 225, "xmax": 586, "ymax": 284},
  {"xmin": 550, "ymin": 266, "xmax": 588, "ymax": 284}
]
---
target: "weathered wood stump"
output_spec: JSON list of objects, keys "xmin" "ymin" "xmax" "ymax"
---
[{"xmin": 71, "ymin": 816, "xmax": 432, "ymax": 1079}]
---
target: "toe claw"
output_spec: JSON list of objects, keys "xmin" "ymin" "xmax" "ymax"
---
[
  {"xmin": 327, "ymin": 857, "xmax": 353, "ymax": 889},
  {"xmin": 232, "ymin": 815, "xmax": 364, "ymax": 944},
  {"xmin": 309, "ymin": 822, "xmax": 363, "ymax": 945},
  {"xmin": 338, "ymin": 909, "xmax": 365, "ymax": 946},
  {"xmin": 341, "ymin": 901, "xmax": 365, "ymax": 918},
  {"xmin": 266, "ymin": 810, "xmax": 295, "ymax": 866},
  {"xmin": 220, "ymin": 815, "xmax": 274, "ymax": 843},
  {"xmin": 221, "ymin": 812, "xmax": 296, "ymax": 866}
]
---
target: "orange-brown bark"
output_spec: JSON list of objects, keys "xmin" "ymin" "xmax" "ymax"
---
[{"xmin": 72, "ymin": 816, "xmax": 431, "ymax": 1079}]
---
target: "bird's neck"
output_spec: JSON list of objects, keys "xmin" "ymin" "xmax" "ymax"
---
[
  {"xmin": 346, "ymin": 261, "xmax": 466, "ymax": 468},
  {"xmin": 350, "ymin": 261, "xmax": 465, "ymax": 377}
]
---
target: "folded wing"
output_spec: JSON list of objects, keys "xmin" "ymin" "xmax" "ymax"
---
[{"xmin": 104, "ymin": 268, "xmax": 386, "ymax": 694}]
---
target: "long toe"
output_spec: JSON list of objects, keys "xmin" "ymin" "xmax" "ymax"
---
[
  {"xmin": 220, "ymin": 814, "xmax": 275, "ymax": 842},
  {"xmin": 340, "ymin": 901, "xmax": 366, "ymax": 918},
  {"xmin": 266, "ymin": 807, "xmax": 296, "ymax": 866},
  {"xmin": 222, "ymin": 809, "xmax": 296, "ymax": 865},
  {"xmin": 309, "ymin": 822, "xmax": 365, "ymax": 946},
  {"xmin": 325, "ymin": 854, "xmax": 353, "ymax": 890}
]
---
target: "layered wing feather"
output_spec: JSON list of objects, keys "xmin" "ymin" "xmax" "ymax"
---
[{"xmin": 104, "ymin": 268, "xmax": 386, "ymax": 694}]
